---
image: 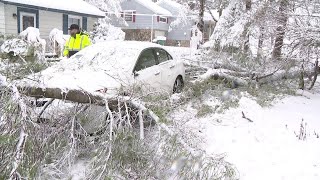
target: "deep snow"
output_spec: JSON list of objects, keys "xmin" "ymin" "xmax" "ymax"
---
[{"xmin": 170, "ymin": 83, "xmax": 320, "ymax": 180}]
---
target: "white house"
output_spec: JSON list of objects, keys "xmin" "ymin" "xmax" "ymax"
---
[{"xmin": 0, "ymin": 0, "xmax": 105, "ymax": 38}]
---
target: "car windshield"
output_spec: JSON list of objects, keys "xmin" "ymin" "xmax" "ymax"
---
[{"xmin": 66, "ymin": 42, "xmax": 140, "ymax": 73}]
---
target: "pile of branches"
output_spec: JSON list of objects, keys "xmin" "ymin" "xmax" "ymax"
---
[
  {"xmin": 0, "ymin": 74, "xmax": 239, "ymax": 179},
  {"xmin": 186, "ymin": 48, "xmax": 319, "ymax": 92}
]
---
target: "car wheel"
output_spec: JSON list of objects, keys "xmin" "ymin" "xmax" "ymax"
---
[{"xmin": 173, "ymin": 76, "xmax": 184, "ymax": 93}]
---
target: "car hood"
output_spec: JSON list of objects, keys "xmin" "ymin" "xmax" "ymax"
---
[{"xmin": 16, "ymin": 61, "xmax": 134, "ymax": 95}]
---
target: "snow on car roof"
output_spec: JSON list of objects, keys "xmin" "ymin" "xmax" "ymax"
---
[
  {"xmin": 18, "ymin": 41, "xmax": 163, "ymax": 93},
  {"xmin": 2, "ymin": 0, "xmax": 105, "ymax": 17},
  {"xmin": 135, "ymin": 0, "xmax": 172, "ymax": 16}
]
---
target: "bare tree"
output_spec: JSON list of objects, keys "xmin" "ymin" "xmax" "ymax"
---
[
  {"xmin": 272, "ymin": 0, "xmax": 289, "ymax": 60},
  {"xmin": 198, "ymin": 0, "xmax": 205, "ymax": 33}
]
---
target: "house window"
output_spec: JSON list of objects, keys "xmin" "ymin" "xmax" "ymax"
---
[
  {"xmin": 68, "ymin": 15, "xmax": 82, "ymax": 27},
  {"xmin": 159, "ymin": 16, "xmax": 167, "ymax": 23},
  {"xmin": 123, "ymin": 11, "xmax": 136, "ymax": 22},
  {"xmin": 20, "ymin": 12, "xmax": 36, "ymax": 31}
]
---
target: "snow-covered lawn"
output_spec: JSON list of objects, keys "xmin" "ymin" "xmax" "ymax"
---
[{"xmin": 171, "ymin": 83, "xmax": 320, "ymax": 180}]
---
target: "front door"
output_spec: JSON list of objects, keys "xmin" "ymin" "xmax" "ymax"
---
[{"xmin": 20, "ymin": 12, "xmax": 36, "ymax": 32}]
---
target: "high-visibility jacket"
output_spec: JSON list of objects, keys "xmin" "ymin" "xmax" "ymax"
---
[{"xmin": 63, "ymin": 33, "xmax": 91, "ymax": 57}]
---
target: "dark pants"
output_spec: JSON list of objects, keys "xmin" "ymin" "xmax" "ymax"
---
[{"xmin": 68, "ymin": 50, "xmax": 79, "ymax": 58}]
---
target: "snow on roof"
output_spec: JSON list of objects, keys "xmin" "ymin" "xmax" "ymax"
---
[
  {"xmin": 18, "ymin": 41, "xmax": 162, "ymax": 93},
  {"xmin": 135, "ymin": 0, "xmax": 172, "ymax": 16},
  {"xmin": 2, "ymin": 0, "xmax": 105, "ymax": 17},
  {"xmin": 156, "ymin": 0, "xmax": 182, "ymax": 16}
]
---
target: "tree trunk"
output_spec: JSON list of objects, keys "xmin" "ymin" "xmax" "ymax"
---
[
  {"xmin": 257, "ymin": 26, "xmax": 265, "ymax": 58},
  {"xmin": 243, "ymin": 24, "xmax": 250, "ymax": 54},
  {"xmin": 272, "ymin": 0, "xmax": 289, "ymax": 60},
  {"xmin": 243, "ymin": 0, "xmax": 251, "ymax": 54},
  {"xmin": 308, "ymin": 60, "xmax": 319, "ymax": 90},
  {"xmin": 20, "ymin": 86, "xmax": 106, "ymax": 105},
  {"xmin": 198, "ymin": 0, "xmax": 205, "ymax": 34},
  {"xmin": 245, "ymin": 0, "xmax": 252, "ymax": 11}
]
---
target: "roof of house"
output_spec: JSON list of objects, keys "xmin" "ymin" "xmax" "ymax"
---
[
  {"xmin": 0, "ymin": 0, "xmax": 105, "ymax": 17},
  {"xmin": 156, "ymin": 0, "xmax": 182, "ymax": 16},
  {"xmin": 135, "ymin": 0, "xmax": 172, "ymax": 16}
]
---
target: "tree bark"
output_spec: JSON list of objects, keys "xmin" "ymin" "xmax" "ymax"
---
[
  {"xmin": 243, "ymin": 0, "xmax": 252, "ymax": 54},
  {"xmin": 198, "ymin": 0, "xmax": 205, "ymax": 33},
  {"xmin": 257, "ymin": 26, "xmax": 265, "ymax": 58},
  {"xmin": 245, "ymin": 0, "xmax": 252, "ymax": 11},
  {"xmin": 299, "ymin": 64, "xmax": 305, "ymax": 90},
  {"xmin": 308, "ymin": 60, "xmax": 319, "ymax": 90},
  {"xmin": 19, "ymin": 86, "xmax": 106, "ymax": 105},
  {"xmin": 272, "ymin": 0, "xmax": 289, "ymax": 60}
]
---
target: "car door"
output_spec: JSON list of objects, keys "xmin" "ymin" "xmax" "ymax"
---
[
  {"xmin": 154, "ymin": 48, "xmax": 176, "ymax": 92},
  {"xmin": 133, "ymin": 48, "xmax": 162, "ymax": 92}
]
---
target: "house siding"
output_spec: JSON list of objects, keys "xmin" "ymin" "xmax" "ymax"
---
[
  {"xmin": 2, "ymin": 3, "xmax": 100, "ymax": 37},
  {"xmin": 87, "ymin": 17, "xmax": 97, "ymax": 32},
  {"xmin": 39, "ymin": 10, "xmax": 62, "ymax": 38},
  {"xmin": 120, "ymin": 0, "xmax": 169, "ymax": 31},
  {"xmin": 0, "ymin": 2, "xmax": 5, "ymax": 34},
  {"xmin": 4, "ymin": 4, "xmax": 17, "ymax": 35}
]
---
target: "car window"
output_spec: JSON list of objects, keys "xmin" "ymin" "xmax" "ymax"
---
[
  {"xmin": 135, "ymin": 49, "xmax": 157, "ymax": 72},
  {"xmin": 155, "ymin": 48, "xmax": 170, "ymax": 64}
]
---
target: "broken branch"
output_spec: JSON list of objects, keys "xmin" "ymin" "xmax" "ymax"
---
[{"xmin": 242, "ymin": 111, "xmax": 253, "ymax": 122}]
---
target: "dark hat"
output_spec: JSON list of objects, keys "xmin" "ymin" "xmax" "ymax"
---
[{"xmin": 69, "ymin": 24, "xmax": 80, "ymax": 30}]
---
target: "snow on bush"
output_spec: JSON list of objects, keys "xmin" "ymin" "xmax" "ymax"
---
[
  {"xmin": 91, "ymin": 19, "xmax": 125, "ymax": 43},
  {"xmin": 0, "ymin": 38, "xmax": 28, "ymax": 56},
  {"xmin": 190, "ymin": 25, "xmax": 203, "ymax": 50},
  {"xmin": 0, "ymin": 28, "xmax": 46, "ymax": 61},
  {"xmin": 208, "ymin": 0, "xmax": 245, "ymax": 49},
  {"xmin": 0, "ymin": 74, "xmax": 7, "ymax": 86},
  {"xmin": 19, "ymin": 27, "xmax": 46, "ymax": 59},
  {"xmin": 49, "ymin": 28, "xmax": 66, "ymax": 57}
]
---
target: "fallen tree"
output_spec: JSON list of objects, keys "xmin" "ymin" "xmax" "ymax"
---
[
  {"xmin": 0, "ymin": 80, "xmax": 240, "ymax": 179},
  {"xmin": 189, "ymin": 56, "xmax": 317, "ymax": 90},
  {"xmin": 15, "ymin": 84, "xmax": 201, "ymax": 154}
]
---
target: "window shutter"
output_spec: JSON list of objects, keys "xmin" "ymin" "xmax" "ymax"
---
[
  {"xmin": 82, "ymin": 17, "xmax": 87, "ymax": 31},
  {"xmin": 133, "ymin": 12, "xmax": 136, "ymax": 22},
  {"xmin": 167, "ymin": 18, "xmax": 169, "ymax": 24},
  {"xmin": 63, "ymin": 14, "xmax": 68, "ymax": 34},
  {"xmin": 157, "ymin": 16, "xmax": 160, "ymax": 22}
]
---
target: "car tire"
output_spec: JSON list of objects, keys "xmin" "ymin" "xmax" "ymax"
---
[{"xmin": 173, "ymin": 76, "xmax": 184, "ymax": 94}]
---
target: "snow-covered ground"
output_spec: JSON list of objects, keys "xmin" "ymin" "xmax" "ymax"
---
[
  {"xmin": 171, "ymin": 83, "xmax": 320, "ymax": 180},
  {"xmin": 164, "ymin": 46, "xmax": 192, "ymax": 59}
]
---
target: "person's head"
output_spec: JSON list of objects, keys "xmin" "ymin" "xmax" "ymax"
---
[{"xmin": 69, "ymin": 24, "xmax": 80, "ymax": 37}]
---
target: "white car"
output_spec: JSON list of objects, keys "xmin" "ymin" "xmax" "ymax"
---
[
  {"xmin": 20, "ymin": 41, "xmax": 185, "ymax": 132},
  {"xmin": 21, "ymin": 41, "xmax": 185, "ymax": 95}
]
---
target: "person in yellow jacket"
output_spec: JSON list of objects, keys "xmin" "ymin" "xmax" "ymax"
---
[{"xmin": 63, "ymin": 24, "xmax": 91, "ymax": 58}]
